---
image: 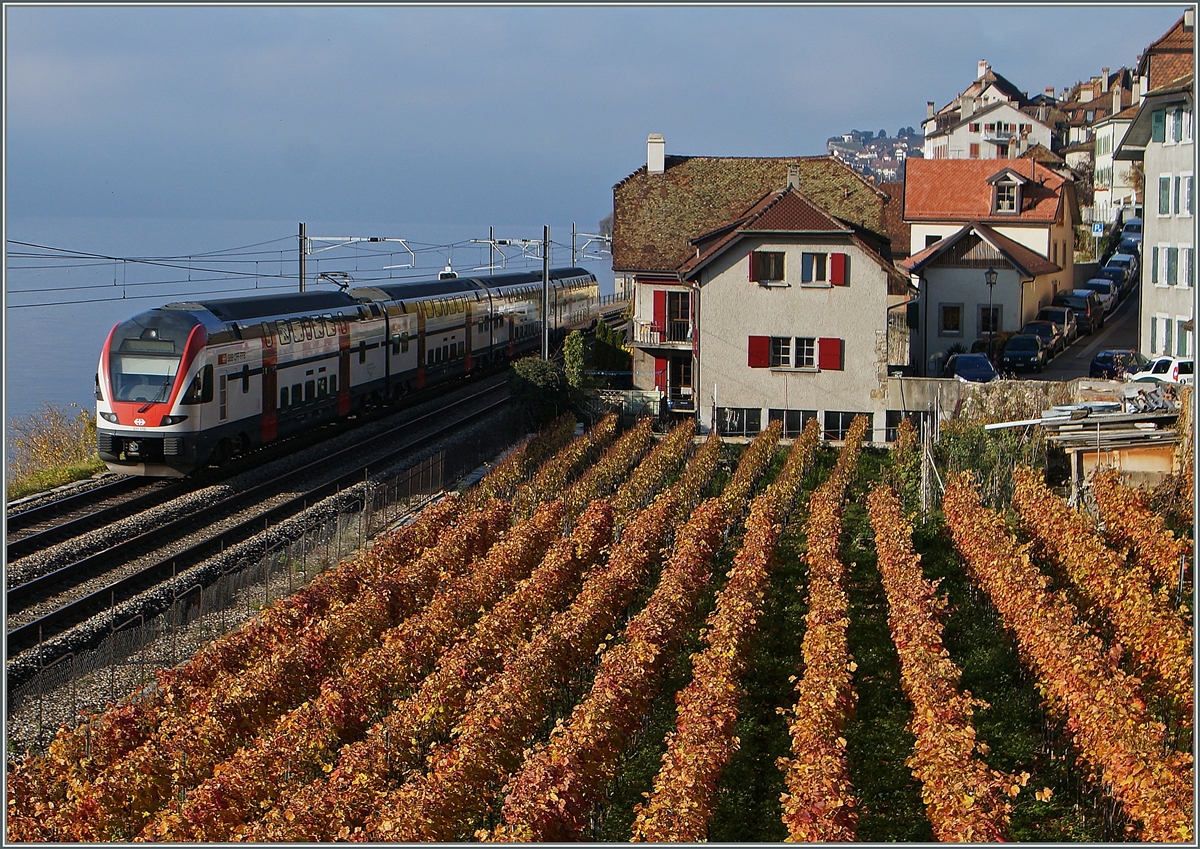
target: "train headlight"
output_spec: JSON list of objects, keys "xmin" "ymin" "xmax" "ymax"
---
[
  {"xmin": 99, "ymin": 411, "xmax": 119, "ymax": 424},
  {"xmin": 159, "ymin": 415, "xmax": 189, "ymax": 426}
]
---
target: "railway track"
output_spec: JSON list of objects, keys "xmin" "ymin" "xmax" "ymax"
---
[{"xmin": 6, "ymin": 379, "xmax": 509, "ymax": 657}]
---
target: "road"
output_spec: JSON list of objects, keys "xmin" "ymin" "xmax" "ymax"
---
[{"xmin": 1028, "ymin": 283, "xmax": 1139, "ymax": 382}]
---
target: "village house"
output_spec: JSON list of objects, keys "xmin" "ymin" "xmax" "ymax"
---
[
  {"xmin": 612, "ymin": 136, "xmax": 914, "ymax": 443},
  {"xmin": 922, "ymin": 61, "xmax": 1053, "ymax": 159},
  {"xmin": 1115, "ymin": 10, "xmax": 1195, "ymax": 359},
  {"xmin": 900, "ymin": 157, "xmax": 1079, "ymax": 374}
]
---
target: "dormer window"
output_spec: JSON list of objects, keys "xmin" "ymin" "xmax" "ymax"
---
[
  {"xmin": 995, "ymin": 183, "xmax": 1018, "ymax": 212},
  {"xmin": 987, "ymin": 167, "xmax": 1028, "ymax": 215}
]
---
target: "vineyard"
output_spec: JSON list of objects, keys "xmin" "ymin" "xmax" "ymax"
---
[{"xmin": 6, "ymin": 413, "xmax": 1194, "ymax": 842}]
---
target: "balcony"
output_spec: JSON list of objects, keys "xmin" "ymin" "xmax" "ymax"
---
[
  {"xmin": 666, "ymin": 386, "xmax": 695, "ymax": 413},
  {"xmin": 632, "ymin": 319, "xmax": 693, "ymax": 350}
]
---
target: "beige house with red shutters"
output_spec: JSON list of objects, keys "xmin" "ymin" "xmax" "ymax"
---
[{"xmin": 613, "ymin": 137, "xmax": 913, "ymax": 442}]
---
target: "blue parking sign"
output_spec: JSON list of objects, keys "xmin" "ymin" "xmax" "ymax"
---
[{"xmin": 1092, "ymin": 222, "xmax": 1104, "ymax": 235}]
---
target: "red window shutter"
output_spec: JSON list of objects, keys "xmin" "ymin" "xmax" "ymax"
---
[
  {"xmin": 654, "ymin": 357, "xmax": 667, "ymax": 390},
  {"xmin": 652, "ymin": 290, "xmax": 666, "ymax": 334},
  {"xmin": 748, "ymin": 252, "xmax": 759, "ymax": 282},
  {"xmin": 748, "ymin": 335, "xmax": 770, "ymax": 368},
  {"xmin": 818, "ymin": 337, "xmax": 843, "ymax": 370},
  {"xmin": 830, "ymin": 253, "xmax": 848, "ymax": 286}
]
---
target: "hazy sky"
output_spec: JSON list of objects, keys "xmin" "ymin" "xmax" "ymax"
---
[
  {"xmin": 5, "ymin": 3, "xmax": 1187, "ymax": 238},
  {"xmin": 1, "ymin": 3, "xmax": 1190, "ymax": 421}
]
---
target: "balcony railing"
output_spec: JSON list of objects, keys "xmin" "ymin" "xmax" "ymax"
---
[
  {"xmin": 666, "ymin": 386, "xmax": 695, "ymax": 412},
  {"xmin": 632, "ymin": 319, "xmax": 692, "ymax": 348}
]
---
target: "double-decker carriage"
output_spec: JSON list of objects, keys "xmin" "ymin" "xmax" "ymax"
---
[{"xmin": 95, "ymin": 268, "xmax": 599, "ymax": 476}]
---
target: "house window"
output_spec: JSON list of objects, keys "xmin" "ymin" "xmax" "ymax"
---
[
  {"xmin": 1183, "ymin": 108, "xmax": 1194, "ymax": 143},
  {"xmin": 969, "ymin": 143, "xmax": 980, "ymax": 159},
  {"xmin": 801, "ymin": 252, "xmax": 849, "ymax": 286},
  {"xmin": 995, "ymin": 184, "xmax": 1017, "ymax": 212},
  {"xmin": 939, "ymin": 303, "xmax": 964, "ymax": 336},
  {"xmin": 1173, "ymin": 107, "xmax": 1185, "ymax": 143},
  {"xmin": 1182, "ymin": 247, "xmax": 1194, "ymax": 288},
  {"xmin": 1178, "ymin": 319, "xmax": 1191, "ymax": 357},
  {"xmin": 1159, "ymin": 175, "xmax": 1172, "ymax": 215},
  {"xmin": 770, "ymin": 336, "xmax": 791, "ymax": 368},
  {"xmin": 979, "ymin": 305, "xmax": 1002, "ymax": 335},
  {"xmin": 885, "ymin": 410, "xmax": 926, "ymax": 443},
  {"xmin": 1167, "ymin": 246, "xmax": 1179, "ymax": 285},
  {"xmin": 824, "ymin": 411, "xmax": 872, "ymax": 441},
  {"xmin": 1165, "ymin": 316, "xmax": 1174, "ymax": 354},
  {"xmin": 768, "ymin": 409, "xmax": 817, "ymax": 439},
  {"xmin": 1179, "ymin": 174, "xmax": 1194, "ymax": 216},
  {"xmin": 969, "ymin": 122, "xmax": 981, "ymax": 132},
  {"xmin": 1152, "ymin": 109, "xmax": 1166, "ymax": 143},
  {"xmin": 750, "ymin": 250, "xmax": 786, "ymax": 283},
  {"xmin": 925, "ymin": 234, "xmax": 941, "ymax": 248},
  {"xmin": 795, "ymin": 337, "xmax": 816, "ymax": 368},
  {"xmin": 801, "ymin": 252, "xmax": 828, "ymax": 285},
  {"xmin": 717, "ymin": 407, "xmax": 762, "ymax": 437}
]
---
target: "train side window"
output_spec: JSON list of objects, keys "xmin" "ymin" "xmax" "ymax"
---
[
  {"xmin": 290, "ymin": 319, "xmax": 304, "ymax": 341},
  {"xmin": 261, "ymin": 323, "xmax": 274, "ymax": 348},
  {"xmin": 400, "ymin": 332, "xmax": 410, "ymax": 353},
  {"xmin": 312, "ymin": 317, "xmax": 324, "ymax": 339},
  {"xmin": 443, "ymin": 344, "xmax": 450, "ymax": 361},
  {"xmin": 241, "ymin": 364, "xmax": 250, "ymax": 394},
  {"xmin": 304, "ymin": 380, "xmax": 315, "ymax": 402},
  {"xmin": 324, "ymin": 314, "xmax": 337, "ymax": 336},
  {"xmin": 358, "ymin": 340, "xmax": 367, "ymax": 364},
  {"xmin": 317, "ymin": 377, "xmax": 328, "ymax": 397},
  {"xmin": 276, "ymin": 321, "xmax": 290, "ymax": 344},
  {"xmin": 391, "ymin": 334, "xmax": 400, "ymax": 355},
  {"xmin": 292, "ymin": 383, "xmax": 302, "ymax": 405},
  {"xmin": 329, "ymin": 374, "xmax": 337, "ymax": 393},
  {"xmin": 303, "ymin": 319, "xmax": 314, "ymax": 340},
  {"xmin": 337, "ymin": 312, "xmax": 349, "ymax": 334},
  {"xmin": 280, "ymin": 386, "xmax": 289, "ymax": 407},
  {"xmin": 427, "ymin": 349, "xmax": 434, "ymax": 366}
]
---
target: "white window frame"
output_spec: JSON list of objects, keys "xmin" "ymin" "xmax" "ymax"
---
[
  {"xmin": 770, "ymin": 336, "xmax": 791, "ymax": 368},
  {"xmin": 1180, "ymin": 172, "xmax": 1194, "ymax": 217},
  {"xmin": 1181, "ymin": 245, "xmax": 1194, "ymax": 289},
  {"xmin": 1177, "ymin": 316, "xmax": 1193, "ymax": 357},
  {"xmin": 1182, "ymin": 107, "xmax": 1194, "ymax": 144},
  {"xmin": 1165, "ymin": 109, "xmax": 1178, "ymax": 146},
  {"xmin": 795, "ymin": 337, "xmax": 817, "ymax": 369}
]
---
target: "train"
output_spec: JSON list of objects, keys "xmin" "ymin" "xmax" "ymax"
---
[{"xmin": 95, "ymin": 267, "xmax": 600, "ymax": 476}]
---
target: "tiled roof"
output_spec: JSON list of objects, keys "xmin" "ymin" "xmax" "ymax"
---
[
  {"xmin": 903, "ymin": 157, "xmax": 1067, "ymax": 225},
  {"xmin": 611, "ymin": 155, "xmax": 886, "ymax": 273},
  {"xmin": 899, "ymin": 221, "xmax": 1060, "ymax": 278},
  {"xmin": 877, "ymin": 181, "xmax": 910, "ymax": 259},
  {"xmin": 1019, "ymin": 143, "xmax": 1066, "ymax": 165},
  {"xmin": 1139, "ymin": 15, "xmax": 1194, "ymax": 90},
  {"xmin": 678, "ymin": 188, "xmax": 847, "ymax": 276}
]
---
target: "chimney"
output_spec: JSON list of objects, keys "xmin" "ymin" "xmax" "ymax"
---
[
  {"xmin": 961, "ymin": 94, "xmax": 976, "ymax": 118},
  {"xmin": 1102, "ymin": 68, "xmax": 1110, "ymax": 93},
  {"xmin": 787, "ymin": 166, "xmax": 801, "ymax": 189},
  {"xmin": 1045, "ymin": 86, "xmax": 1056, "ymax": 100},
  {"xmin": 1185, "ymin": 8, "xmax": 1194, "ymax": 29},
  {"xmin": 647, "ymin": 133, "xmax": 665, "ymax": 174},
  {"xmin": 1133, "ymin": 77, "xmax": 1142, "ymax": 102},
  {"xmin": 977, "ymin": 59, "xmax": 988, "ymax": 80},
  {"xmin": 927, "ymin": 100, "xmax": 935, "ymax": 119},
  {"xmin": 1114, "ymin": 87, "xmax": 1122, "ymax": 114},
  {"xmin": 1080, "ymin": 82, "xmax": 1094, "ymax": 103}
]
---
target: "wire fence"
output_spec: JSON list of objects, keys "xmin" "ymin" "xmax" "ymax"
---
[{"xmin": 8, "ymin": 450, "xmax": 457, "ymax": 753}]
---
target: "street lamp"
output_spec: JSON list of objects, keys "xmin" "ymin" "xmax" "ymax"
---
[{"xmin": 984, "ymin": 267, "xmax": 998, "ymax": 362}]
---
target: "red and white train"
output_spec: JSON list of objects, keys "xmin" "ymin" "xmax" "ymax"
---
[{"xmin": 95, "ymin": 267, "xmax": 599, "ymax": 476}]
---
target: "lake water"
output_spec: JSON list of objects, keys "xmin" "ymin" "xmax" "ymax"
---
[{"xmin": 5, "ymin": 216, "xmax": 616, "ymax": 424}]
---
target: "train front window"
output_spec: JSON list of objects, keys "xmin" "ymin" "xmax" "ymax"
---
[{"xmin": 108, "ymin": 311, "xmax": 196, "ymax": 403}]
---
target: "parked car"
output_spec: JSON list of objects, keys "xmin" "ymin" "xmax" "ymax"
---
[
  {"xmin": 1052, "ymin": 290, "xmax": 1105, "ymax": 335},
  {"xmin": 1089, "ymin": 349, "xmax": 1150, "ymax": 379},
  {"xmin": 1121, "ymin": 216, "xmax": 1143, "ymax": 245},
  {"xmin": 1000, "ymin": 334, "xmax": 1049, "ymax": 373},
  {"xmin": 1020, "ymin": 320, "xmax": 1065, "ymax": 356},
  {"xmin": 1105, "ymin": 252, "xmax": 1139, "ymax": 283},
  {"xmin": 1091, "ymin": 264, "xmax": 1131, "ymax": 297},
  {"xmin": 1080, "ymin": 278, "xmax": 1120, "ymax": 313},
  {"xmin": 1035, "ymin": 305, "xmax": 1078, "ymax": 344},
  {"xmin": 943, "ymin": 352, "xmax": 999, "ymax": 383},
  {"xmin": 1117, "ymin": 237, "xmax": 1140, "ymax": 258},
  {"xmin": 1131, "ymin": 356, "xmax": 1194, "ymax": 385}
]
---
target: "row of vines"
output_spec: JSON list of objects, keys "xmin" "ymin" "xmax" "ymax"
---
[{"xmin": 6, "ymin": 411, "xmax": 1193, "ymax": 842}]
